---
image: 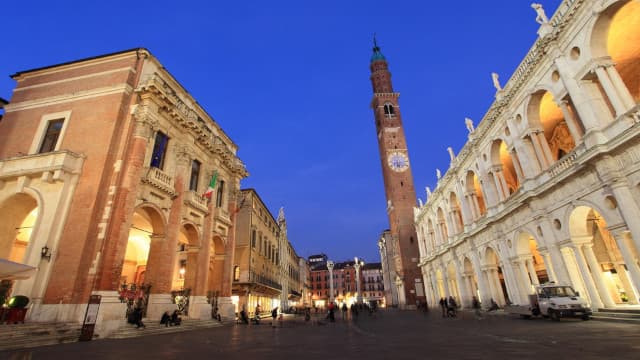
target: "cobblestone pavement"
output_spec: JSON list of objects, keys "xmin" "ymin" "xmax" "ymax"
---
[{"xmin": 3, "ymin": 309, "xmax": 639, "ymax": 360}]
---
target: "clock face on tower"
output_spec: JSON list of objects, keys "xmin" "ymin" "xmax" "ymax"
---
[{"xmin": 387, "ymin": 151, "xmax": 409, "ymax": 172}]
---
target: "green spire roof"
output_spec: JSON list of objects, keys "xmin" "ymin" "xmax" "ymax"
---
[{"xmin": 370, "ymin": 34, "xmax": 386, "ymax": 62}]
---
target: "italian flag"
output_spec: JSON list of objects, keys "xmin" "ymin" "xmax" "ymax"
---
[{"xmin": 202, "ymin": 171, "xmax": 218, "ymax": 199}]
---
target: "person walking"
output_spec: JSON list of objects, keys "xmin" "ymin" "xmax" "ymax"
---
[
  {"xmin": 271, "ymin": 307, "xmax": 278, "ymax": 328},
  {"xmin": 439, "ymin": 297, "xmax": 447, "ymax": 318},
  {"xmin": 472, "ymin": 296, "xmax": 482, "ymax": 320}
]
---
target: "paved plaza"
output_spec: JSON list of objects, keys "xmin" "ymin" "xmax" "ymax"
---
[{"xmin": 2, "ymin": 309, "xmax": 639, "ymax": 360}]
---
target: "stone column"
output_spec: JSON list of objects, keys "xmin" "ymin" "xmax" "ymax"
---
[
  {"xmin": 509, "ymin": 149, "xmax": 525, "ymax": 184},
  {"xmin": 453, "ymin": 262, "xmax": 468, "ymax": 308},
  {"xmin": 556, "ymin": 100, "xmax": 584, "ymax": 141},
  {"xmin": 525, "ymin": 258, "xmax": 540, "ymax": 286},
  {"xmin": 218, "ymin": 189, "xmax": 239, "ymax": 320},
  {"xmin": 553, "ymin": 54, "xmax": 602, "ymax": 132},
  {"xmin": 528, "ymin": 131, "xmax": 549, "ymax": 170},
  {"xmin": 470, "ymin": 253, "xmax": 490, "ymax": 304},
  {"xmin": 605, "ymin": 64, "xmax": 636, "ymax": 109},
  {"xmin": 538, "ymin": 249, "xmax": 557, "ymax": 283},
  {"xmin": 594, "ymin": 65, "xmax": 627, "ymax": 117},
  {"xmin": 327, "ymin": 261, "xmax": 335, "ymax": 303},
  {"xmin": 535, "ymin": 131, "xmax": 555, "ymax": 168},
  {"xmin": 354, "ymin": 258, "xmax": 363, "ymax": 304},
  {"xmin": 515, "ymin": 259, "xmax": 532, "ymax": 302},
  {"xmin": 491, "ymin": 268, "xmax": 506, "ymax": 305},
  {"xmin": 147, "ymin": 148, "xmax": 191, "ymax": 320},
  {"xmin": 570, "ymin": 245, "xmax": 604, "ymax": 309},
  {"xmin": 608, "ymin": 183, "xmax": 640, "ymax": 253},
  {"xmin": 483, "ymin": 269, "xmax": 496, "ymax": 305},
  {"xmin": 97, "ymin": 110, "xmax": 157, "ymax": 291},
  {"xmin": 582, "ymin": 244, "xmax": 615, "ymax": 307},
  {"xmin": 612, "ymin": 231, "xmax": 640, "ymax": 302}
]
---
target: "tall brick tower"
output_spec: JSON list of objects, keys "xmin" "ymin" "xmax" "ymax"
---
[{"xmin": 369, "ymin": 39, "xmax": 423, "ymax": 308}]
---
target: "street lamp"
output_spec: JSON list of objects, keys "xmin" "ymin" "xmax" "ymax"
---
[
  {"xmin": 354, "ymin": 257, "xmax": 364, "ymax": 304},
  {"xmin": 327, "ymin": 260, "xmax": 335, "ymax": 304}
]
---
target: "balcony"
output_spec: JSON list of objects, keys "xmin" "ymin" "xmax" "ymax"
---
[
  {"xmin": 183, "ymin": 190, "xmax": 209, "ymax": 213},
  {"xmin": 0, "ymin": 150, "xmax": 85, "ymax": 182},
  {"xmin": 141, "ymin": 167, "xmax": 176, "ymax": 197}
]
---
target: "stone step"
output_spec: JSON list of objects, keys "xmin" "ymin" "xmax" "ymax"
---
[
  {"xmin": 0, "ymin": 323, "xmax": 82, "ymax": 351},
  {"xmin": 108, "ymin": 319, "xmax": 225, "ymax": 339},
  {"xmin": 597, "ymin": 307, "xmax": 640, "ymax": 314},
  {"xmin": 591, "ymin": 310, "xmax": 640, "ymax": 324}
]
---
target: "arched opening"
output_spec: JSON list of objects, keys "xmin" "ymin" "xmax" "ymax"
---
[
  {"xmin": 172, "ymin": 223, "xmax": 200, "ymax": 314},
  {"xmin": 528, "ymin": 90, "xmax": 577, "ymax": 163},
  {"xmin": 463, "ymin": 257, "xmax": 479, "ymax": 307},
  {"xmin": 484, "ymin": 247, "xmax": 508, "ymax": 306},
  {"xmin": 119, "ymin": 206, "xmax": 165, "ymax": 316},
  {"xmin": 465, "ymin": 170, "xmax": 486, "ymax": 217},
  {"xmin": 436, "ymin": 207, "xmax": 449, "ymax": 244},
  {"xmin": 435, "ymin": 269, "xmax": 446, "ymax": 299},
  {"xmin": 0, "ymin": 194, "xmax": 39, "ymax": 302},
  {"xmin": 426, "ymin": 219, "xmax": 436, "ymax": 252},
  {"xmin": 569, "ymin": 206, "xmax": 639, "ymax": 305},
  {"xmin": 605, "ymin": 1, "xmax": 640, "ymax": 102},
  {"xmin": 449, "ymin": 192, "xmax": 464, "ymax": 234},
  {"xmin": 208, "ymin": 236, "xmax": 226, "ymax": 307},
  {"xmin": 490, "ymin": 139, "xmax": 520, "ymax": 196},
  {"xmin": 446, "ymin": 261, "xmax": 460, "ymax": 303},
  {"xmin": 515, "ymin": 232, "xmax": 549, "ymax": 286}
]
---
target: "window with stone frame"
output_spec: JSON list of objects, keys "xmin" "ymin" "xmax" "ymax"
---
[
  {"xmin": 38, "ymin": 119, "xmax": 65, "ymax": 153},
  {"xmin": 215, "ymin": 180, "xmax": 225, "ymax": 208},
  {"xmin": 150, "ymin": 131, "xmax": 169, "ymax": 169},
  {"xmin": 189, "ymin": 159, "xmax": 201, "ymax": 191}
]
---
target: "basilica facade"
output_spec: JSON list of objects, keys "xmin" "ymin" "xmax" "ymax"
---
[
  {"xmin": 416, "ymin": 0, "xmax": 640, "ymax": 312},
  {"xmin": 0, "ymin": 49, "xmax": 248, "ymax": 336}
]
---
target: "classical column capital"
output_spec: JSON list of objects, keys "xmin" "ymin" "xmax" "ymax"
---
[{"xmin": 133, "ymin": 106, "xmax": 159, "ymax": 139}]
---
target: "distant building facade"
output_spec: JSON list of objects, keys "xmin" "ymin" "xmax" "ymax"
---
[
  {"xmin": 362, "ymin": 263, "xmax": 385, "ymax": 307},
  {"xmin": 415, "ymin": 0, "xmax": 640, "ymax": 311},
  {"xmin": 232, "ymin": 189, "xmax": 282, "ymax": 316},
  {"xmin": 0, "ymin": 49, "xmax": 248, "ymax": 336}
]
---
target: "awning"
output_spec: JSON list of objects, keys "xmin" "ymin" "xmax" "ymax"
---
[{"xmin": 0, "ymin": 258, "xmax": 37, "ymax": 280}]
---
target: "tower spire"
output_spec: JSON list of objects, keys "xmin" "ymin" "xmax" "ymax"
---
[{"xmin": 371, "ymin": 33, "xmax": 385, "ymax": 62}]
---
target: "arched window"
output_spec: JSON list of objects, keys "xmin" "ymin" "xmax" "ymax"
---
[{"xmin": 384, "ymin": 103, "xmax": 395, "ymax": 117}]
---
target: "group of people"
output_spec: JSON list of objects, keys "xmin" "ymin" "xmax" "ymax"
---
[
  {"xmin": 238, "ymin": 304, "xmax": 281, "ymax": 327},
  {"xmin": 160, "ymin": 310, "xmax": 182, "ymax": 327},
  {"xmin": 439, "ymin": 296, "xmax": 458, "ymax": 318}
]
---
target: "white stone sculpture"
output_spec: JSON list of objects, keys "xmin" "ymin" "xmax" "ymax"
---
[
  {"xmin": 436, "ymin": 169, "xmax": 441, "ymax": 180},
  {"xmin": 418, "ymin": 198, "xmax": 423, "ymax": 207},
  {"xmin": 465, "ymin": 117, "xmax": 475, "ymax": 133},
  {"xmin": 491, "ymin": 72, "xmax": 502, "ymax": 92},
  {"xmin": 426, "ymin": 186, "xmax": 432, "ymax": 198},
  {"xmin": 531, "ymin": 3, "xmax": 549, "ymax": 24},
  {"xmin": 447, "ymin": 147, "xmax": 456, "ymax": 162}
]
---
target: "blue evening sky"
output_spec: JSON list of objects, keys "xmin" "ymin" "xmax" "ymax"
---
[{"xmin": 1, "ymin": 0, "xmax": 563, "ymax": 263}]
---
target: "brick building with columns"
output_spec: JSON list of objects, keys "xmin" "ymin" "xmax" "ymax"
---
[
  {"xmin": 416, "ymin": 0, "xmax": 640, "ymax": 312},
  {"xmin": 0, "ymin": 48, "xmax": 247, "ymax": 336}
]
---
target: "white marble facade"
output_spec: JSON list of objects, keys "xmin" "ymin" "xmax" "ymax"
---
[{"xmin": 416, "ymin": 0, "xmax": 640, "ymax": 311}]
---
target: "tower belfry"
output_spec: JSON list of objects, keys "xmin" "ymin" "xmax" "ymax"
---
[{"xmin": 369, "ymin": 39, "xmax": 423, "ymax": 308}]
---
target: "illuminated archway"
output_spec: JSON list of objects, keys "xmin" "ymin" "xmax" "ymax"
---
[
  {"xmin": 569, "ymin": 206, "xmax": 639, "ymax": 305},
  {"xmin": 448, "ymin": 192, "xmax": 464, "ymax": 234},
  {"xmin": 490, "ymin": 139, "xmax": 520, "ymax": 196},
  {"xmin": 465, "ymin": 170, "xmax": 486, "ymax": 217},
  {"xmin": 0, "ymin": 194, "xmax": 38, "ymax": 263},
  {"xmin": 483, "ymin": 247, "xmax": 508, "ymax": 306}
]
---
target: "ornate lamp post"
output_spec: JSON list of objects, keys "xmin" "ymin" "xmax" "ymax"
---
[
  {"xmin": 354, "ymin": 257, "xmax": 364, "ymax": 304},
  {"xmin": 327, "ymin": 260, "xmax": 335, "ymax": 304}
]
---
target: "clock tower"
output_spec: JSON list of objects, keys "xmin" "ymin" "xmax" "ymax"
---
[{"xmin": 369, "ymin": 39, "xmax": 423, "ymax": 308}]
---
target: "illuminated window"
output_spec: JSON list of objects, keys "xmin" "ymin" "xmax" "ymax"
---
[{"xmin": 233, "ymin": 266, "xmax": 240, "ymax": 281}]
